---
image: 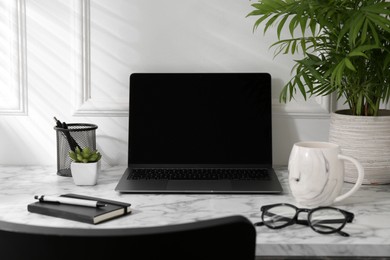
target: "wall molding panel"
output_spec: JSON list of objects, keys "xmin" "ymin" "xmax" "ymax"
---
[
  {"xmin": 272, "ymin": 95, "xmax": 333, "ymax": 119},
  {"xmin": 0, "ymin": 0, "xmax": 28, "ymax": 115},
  {"xmin": 69, "ymin": 0, "xmax": 333, "ymax": 118},
  {"xmin": 72, "ymin": 0, "xmax": 128, "ymax": 117}
]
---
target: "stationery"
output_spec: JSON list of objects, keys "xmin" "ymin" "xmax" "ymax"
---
[
  {"xmin": 34, "ymin": 195, "xmax": 107, "ymax": 208},
  {"xmin": 53, "ymin": 117, "xmax": 81, "ymax": 152},
  {"xmin": 27, "ymin": 193, "xmax": 131, "ymax": 224}
]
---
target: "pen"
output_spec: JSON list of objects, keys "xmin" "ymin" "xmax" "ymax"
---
[
  {"xmin": 34, "ymin": 195, "xmax": 106, "ymax": 208},
  {"xmin": 53, "ymin": 117, "xmax": 81, "ymax": 152}
]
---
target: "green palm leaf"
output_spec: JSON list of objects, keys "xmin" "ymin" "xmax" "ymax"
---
[{"xmin": 248, "ymin": 0, "xmax": 390, "ymax": 116}]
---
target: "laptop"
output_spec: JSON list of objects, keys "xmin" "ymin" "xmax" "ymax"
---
[{"xmin": 115, "ymin": 73, "xmax": 283, "ymax": 194}]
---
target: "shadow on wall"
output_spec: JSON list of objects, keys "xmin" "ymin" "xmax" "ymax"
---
[
  {"xmin": 97, "ymin": 135, "xmax": 127, "ymax": 168},
  {"xmin": 272, "ymin": 116, "xmax": 299, "ymax": 166},
  {"xmin": 271, "ymin": 77, "xmax": 299, "ymax": 165},
  {"xmin": 272, "ymin": 115, "xmax": 331, "ymax": 165},
  {"xmin": 271, "ymin": 77, "xmax": 331, "ymax": 165}
]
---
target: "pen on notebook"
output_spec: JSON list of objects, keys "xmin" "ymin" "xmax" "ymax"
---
[{"xmin": 34, "ymin": 195, "xmax": 106, "ymax": 208}]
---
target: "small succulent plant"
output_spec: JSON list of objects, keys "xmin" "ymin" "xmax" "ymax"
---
[{"xmin": 69, "ymin": 147, "xmax": 102, "ymax": 163}]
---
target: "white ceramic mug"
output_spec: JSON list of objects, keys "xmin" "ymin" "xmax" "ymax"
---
[{"xmin": 288, "ymin": 141, "xmax": 364, "ymax": 207}]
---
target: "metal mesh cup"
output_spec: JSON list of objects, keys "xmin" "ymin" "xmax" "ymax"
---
[{"xmin": 54, "ymin": 123, "xmax": 98, "ymax": 177}]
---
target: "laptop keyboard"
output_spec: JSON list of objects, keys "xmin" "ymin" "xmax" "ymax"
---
[{"xmin": 128, "ymin": 168, "xmax": 270, "ymax": 181}]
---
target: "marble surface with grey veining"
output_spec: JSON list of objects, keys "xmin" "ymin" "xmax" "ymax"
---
[{"xmin": 0, "ymin": 165, "xmax": 389, "ymax": 257}]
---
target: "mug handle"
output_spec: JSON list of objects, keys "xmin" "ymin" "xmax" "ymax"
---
[{"xmin": 334, "ymin": 154, "xmax": 365, "ymax": 203}]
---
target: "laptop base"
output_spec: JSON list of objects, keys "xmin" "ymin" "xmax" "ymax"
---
[{"xmin": 115, "ymin": 167, "xmax": 283, "ymax": 194}]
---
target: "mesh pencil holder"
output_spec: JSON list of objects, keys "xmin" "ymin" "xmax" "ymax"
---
[{"xmin": 54, "ymin": 123, "xmax": 98, "ymax": 177}]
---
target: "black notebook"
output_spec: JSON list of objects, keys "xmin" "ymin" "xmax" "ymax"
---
[{"xmin": 27, "ymin": 194, "xmax": 131, "ymax": 224}]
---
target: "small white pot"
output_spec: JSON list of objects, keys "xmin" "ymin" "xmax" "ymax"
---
[{"xmin": 70, "ymin": 161, "xmax": 100, "ymax": 186}]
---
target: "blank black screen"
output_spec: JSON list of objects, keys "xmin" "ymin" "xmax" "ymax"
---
[{"xmin": 129, "ymin": 73, "xmax": 272, "ymax": 165}]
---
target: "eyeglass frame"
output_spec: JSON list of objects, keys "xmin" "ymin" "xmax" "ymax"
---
[{"xmin": 254, "ymin": 203, "xmax": 354, "ymax": 237}]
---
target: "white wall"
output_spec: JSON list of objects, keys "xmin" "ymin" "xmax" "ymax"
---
[{"xmin": 0, "ymin": 0, "xmax": 333, "ymax": 167}]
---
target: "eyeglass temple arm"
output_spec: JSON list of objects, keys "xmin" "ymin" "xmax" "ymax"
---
[
  {"xmin": 309, "ymin": 219, "xmax": 350, "ymax": 236},
  {"xmin": 286, "ymin": 219, "xmax": 350, "ymax": 237},
  {"xmin": 297, "ymin": 219, "xmax": 347, "ymax": 225}
]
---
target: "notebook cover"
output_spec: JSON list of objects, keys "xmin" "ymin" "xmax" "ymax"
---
[{"xmin": 27, "ymin": 194, "xmax": 131, "ymax": 224}]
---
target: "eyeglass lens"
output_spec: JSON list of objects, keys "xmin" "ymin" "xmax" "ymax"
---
[
  {"xmin": 263, "ymin": 205, "xmax": 296, "ymax": 228},
  {"xmin": 309, "ymin": 208, "xmax": 346, "ymax": 233}
]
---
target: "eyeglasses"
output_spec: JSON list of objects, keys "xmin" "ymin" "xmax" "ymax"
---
[{"xmin": 254, "ymin": 203, "xmax": 354, "ymax": 237}]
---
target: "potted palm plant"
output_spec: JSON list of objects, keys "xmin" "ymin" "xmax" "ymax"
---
[
  {"xmin": 69, "ymin": 147, "xmax": 102, "ymax": 186},
  {"xmin": 248, "ymin": 0, "xmax": 390, "ymax": 184}
]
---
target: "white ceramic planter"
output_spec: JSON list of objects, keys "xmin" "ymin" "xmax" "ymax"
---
[
  {"xmin": 70, "ymin": 161, "xmax": 101, "ymax": 186},
  {"xmin": 329, "ymin": 110, "xmax": 390, "ymax": 184}
]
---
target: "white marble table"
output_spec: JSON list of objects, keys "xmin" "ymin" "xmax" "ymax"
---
[{"xmin": 0, "ymin": 165, "xmax": 389, "ymax": 258}]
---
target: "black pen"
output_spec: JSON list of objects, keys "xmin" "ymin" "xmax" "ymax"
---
[{"xmin": 34, "ymin": 195, "xmax": 106, "ymax": 208}]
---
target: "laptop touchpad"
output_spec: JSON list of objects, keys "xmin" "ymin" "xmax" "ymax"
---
[{"xmin": 167, "ymin": 180, "xmax": 232, "ymax": 191}]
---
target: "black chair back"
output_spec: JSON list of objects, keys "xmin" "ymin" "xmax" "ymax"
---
[{"xmin": 0, "ymin": 215, "xmax": 256, "ymax": 260}]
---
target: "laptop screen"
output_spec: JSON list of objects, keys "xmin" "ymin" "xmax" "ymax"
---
[{"xmin": 129, "ymin": 73, "xmax": 272, "ymax": 165}]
